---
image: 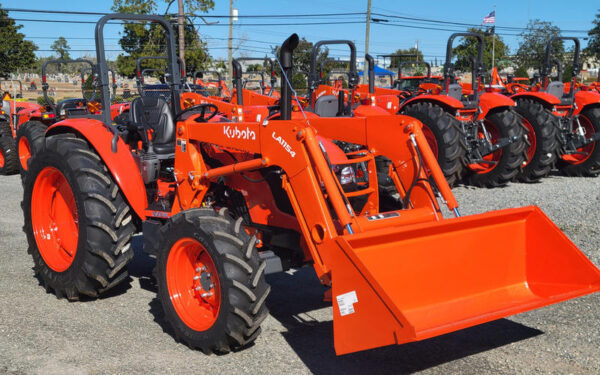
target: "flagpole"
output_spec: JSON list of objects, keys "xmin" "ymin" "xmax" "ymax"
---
[{"xmin": 492, "ymin": 4, "xmax": 496, "ymax": 70}]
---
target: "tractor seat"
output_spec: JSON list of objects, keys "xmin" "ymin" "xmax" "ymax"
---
[
  {"xmin": 130, "ymin": 97, "xmax": 175, "ymax": 154},
  {"xmin": 56, "ymin": 98, "xmax": 88, "ymax": 117},
  {"xmin": 314, "ymin": 95, "xmax": 339, "ymax": 117},
  {"xmin": 546, "ymin": 81, "xmax": 564, "ymax": 100},
  {"xmin": 447, "ymin": 83, "xmax": 463, "ymax": 101}
]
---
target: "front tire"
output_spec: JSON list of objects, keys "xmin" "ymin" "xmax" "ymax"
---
[
  {"xmin": 155, "ymin": 208, "xmax": 270, "ymax": 354},
  {"xmin": 22, "ymin": 133, "xmax": 136, "ymax": 300}
]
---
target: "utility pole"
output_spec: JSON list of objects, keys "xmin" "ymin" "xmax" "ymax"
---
[
  {"xmin": 492, "ymin": 4, "xmax": 496, "ymax": 70},
  {"xmin": 227, "ymin": 0, "xmax": 234, "ymax": 83},
  {"xmin": 177, "ymin": 0, "xmax": 185, "ymax": 73},
  {"xmin": 363, "ymin": 0, "xmax": 372, "ymax": 83}
]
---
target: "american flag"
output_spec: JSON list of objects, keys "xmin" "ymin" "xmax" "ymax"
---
[{"xmin": 482, "ymin": 10, "xmax": 496, "ymax": 25}]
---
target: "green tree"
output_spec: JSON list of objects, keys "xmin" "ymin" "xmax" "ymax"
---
[
  {"xmin": 452, "ymin": 27, "xmax": 510, "ymax": 72},
  {"xmin": 584, "ymin": 10, "xmax": 600, "ymax": 64},
  {"xmin": 0, "ymin": 5, "xmax": 38, "ymax": 78},
  {"xmin": 112, "ymin": 0, "xmax": 214, "ymax": 78},
  {"xmin": 514, "ymin": 66, "xmax": 529, "ymax": 78},
  {"xmin": 51, "ymin": 37, "xmax": 71, "ymax": 60},
  {"xmin": 388, "ymin": 47, "xmax": 424, "ymax": 68},
  {"xmin": 515, "ymin": 19, "xmax": 563, "ymax": 71}
]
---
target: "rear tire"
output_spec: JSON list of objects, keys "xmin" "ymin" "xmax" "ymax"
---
[
  {"xmin": 514, "ymin": 99, "xmax": 559, "ymax": 182},
  {"xmin": 467, "ymin": 109, "xmax": 526, "ymax": 187},
  {"xmin": 0, "ymin": 136, "xmax": 18, "ymax": 175},
  {"xmin": 155, "ymin": 208, "xmax": 270, "ymax": 354},
  {"xmin": 557, "ymin": 107, "xmax": 600, "ymax": 176},
  {"xmin": 402, "ymin": 102, "xmax": 466, "ymax": 186},
  {"xmin": 22, "ymin": 133, "xmax": 136, "ymax": 300},
  {"xmin": 16, "ymin": 121, "xmax": 46, "ymax": 183}
]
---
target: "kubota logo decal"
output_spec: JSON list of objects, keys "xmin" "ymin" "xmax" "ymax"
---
[
  {"xmin": 223, "ymin": 125, "xmax": 256, "ymax": 140},
  {"xmin": 272, "ymin": 131, "xmax": 296, "ymax": 158}
]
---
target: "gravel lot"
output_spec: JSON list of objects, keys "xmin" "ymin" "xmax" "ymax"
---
[{"xmin": 0, "ymin": 172, "xmax": 598, "ymax": 375}]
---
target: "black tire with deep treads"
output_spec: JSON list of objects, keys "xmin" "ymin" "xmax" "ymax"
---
[
  {"xmin": 514, "ymin": 99, "xmax": 559, "ymax": 182},
  {"xmin": 557, "ymin": 106, "xmax": 600, "ymax": 176},
  {"xmin": 0, "ymin": 136, "xmax": 19, "ymax": 175},
  {"xmin": 22, "ymin": 133, "xmax": 136, "ymax": 300},
  {"xmin": 467, "ymin": 109, "xmax": 527, "ymax": 187},
  {"xmin": 0, "ymin": 120, "xmax": 12, "ymax": 137},
  {"xmin": 155, "ymin": 207, "xmax": 270, "ymax": 354},
  {"xmin": 402, "ymin": 101, "xmax": 466, "ymax": 186},
  {"xmin": 16, "ymin": 120, "xmax": 47, "ymax": 183}
]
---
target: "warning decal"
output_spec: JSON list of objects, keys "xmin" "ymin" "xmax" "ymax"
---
[{"xmin": 336, "ymin": 291, "xmax": 358, "ymax": 316}]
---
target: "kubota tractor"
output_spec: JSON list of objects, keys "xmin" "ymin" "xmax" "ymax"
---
[
  {"xmin": 22, "ymin": 14, "xmax": 600, "ymax": 357},
  {"xmin": 503, "ymin": 37, "xmax": 600, "ymax": 178}
]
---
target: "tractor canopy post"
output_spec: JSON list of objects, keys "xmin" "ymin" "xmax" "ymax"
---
[
  {"xmin": 95, "ymin": 14, "xmax": 181, "ymax": 126},
  {"xmin": 279, "ymin": 33, "xmax": 299, "ymax": 120}
]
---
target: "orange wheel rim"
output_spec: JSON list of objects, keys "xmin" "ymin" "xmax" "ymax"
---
[
  {"xmin": 0, "ymin": 148, "xmax": 4, "ymax": 168},
  {"xmin": 166, "ymin": 238, "xmax": 221, "ymax": 331},
  {"xmin": 468, "ymin": 120, "xmax": 502, "ymax": 174},
  {"xmin": 522, "ymin": 118, "xmax": 537, "ymax": 167},
  {"xmin": 18, "ymin": 136, "xmax": 31, "ymax": 170},
  {"xmin": 31, "ymin": 167, "xmax": 79, "ymax": 272},
  {"xmin": 561, "ymin": 115, "xmax": 595, "ymax": 164}
]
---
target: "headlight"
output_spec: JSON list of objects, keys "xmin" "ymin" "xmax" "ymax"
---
[{"xmin": 335, "ymin": 165, "xmax": 356, "ymax": 186}]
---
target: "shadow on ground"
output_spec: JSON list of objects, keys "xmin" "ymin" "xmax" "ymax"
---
[
  {"xmin": 126, "ymin": 236, "xmax": 543, "ymax": 372},
  {"xmin": 267, "ymin": 267, "xmax": 544, "ymax": 375}
]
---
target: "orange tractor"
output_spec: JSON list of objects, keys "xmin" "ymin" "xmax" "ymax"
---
[
  {"xmin": 498, "ymin": 37, "xmax": 600, "ymax": 178},
  {"xmin": 356, "ymin": 34, "xmax": 527, "ymax": 188},
  {"xmin": 22, "ymin": 14, "xmax": 600, "ymax": 356}
]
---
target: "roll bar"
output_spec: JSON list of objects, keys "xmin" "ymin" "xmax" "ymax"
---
[
  {"xmin": 443, "ymin": 32, "xmax": 484, "ymax": 103},
  {"xmin": 41, "ymin": 58, "xmax": 96, "ymax": 112},
  {"xmin": 95, "ymin": 14, "xmax": 181, "ymax": 126},
  {"xmin": 309, "ymin": 40, "xmax": 358, "ymax": 105},
  {"xmin": 541, "ymin": 37, "xmax": 579, "ymax": 103},
  {"xmin": 233, "ymin": 57, "xmax": 277, "ymax": 96},
  {"xmin": 0, "ymin": 80, "xmax": 23, "ymax": 98}
]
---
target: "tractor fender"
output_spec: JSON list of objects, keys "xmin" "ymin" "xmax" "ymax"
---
[
  {"xmin": 478, "ymin": 92, "xmax": 516, "ymax": 119},
  {"xmin": 46, "ymin": 119, "xmax": 147, "ymax": 220},
  {"xmin": 399, "ymin": 94, "xmax": 463, "ymax": 115},
  {"xmin": 510, "ymin": 92, "xmax": 560, "ymax": 109},
  {"xmin": 573, "ymin": 90, "xmax": 600, "ymax": 115}
]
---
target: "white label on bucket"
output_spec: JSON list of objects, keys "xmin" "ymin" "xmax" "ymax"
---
[{"xmin": 336, "ymin": 291, "xmax": 358, "ymax": 316}]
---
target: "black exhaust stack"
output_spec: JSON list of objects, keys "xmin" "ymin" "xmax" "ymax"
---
[
  {"xmin": 279, "ymin": 33, "xmax": 299, "ymax": 120},
  {"xmin": 365, "ymin": 54, "xmax": 375, "ymax": 93},
  {"xmin": 232, "ymin": 59, "xmax": 244, "ymax": 105}
]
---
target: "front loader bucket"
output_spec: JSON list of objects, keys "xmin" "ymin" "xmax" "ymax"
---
[{"xmin": 330, "ymin": 206, "xmax": 600, "ymax": 355}]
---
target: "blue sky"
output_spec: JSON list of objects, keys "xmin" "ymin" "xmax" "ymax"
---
[{"xmin": 2, "ymin": 0, "xmax": 599, "ymax": 65}]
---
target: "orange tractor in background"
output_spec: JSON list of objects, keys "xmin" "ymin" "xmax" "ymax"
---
[
  {"xmin": 21, "ymin": 14, "xmax": 600, "ymax": 357},
  {"xmin": 496, "ymin": 37, "xmax": 600, "ymax": 178},
  {"xmin": 357, "ymin": 34, "xmax": 527, "ymax": 188}
]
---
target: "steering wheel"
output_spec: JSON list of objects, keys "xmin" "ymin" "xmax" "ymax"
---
[{"xmin": 175, "ymin": 103, "xmax": 219, "ymax": 122}]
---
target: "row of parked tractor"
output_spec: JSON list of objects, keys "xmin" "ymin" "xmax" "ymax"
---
[{"xmin": 1, "ymin": 13, "xmax": 599, "ymax": 357}]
